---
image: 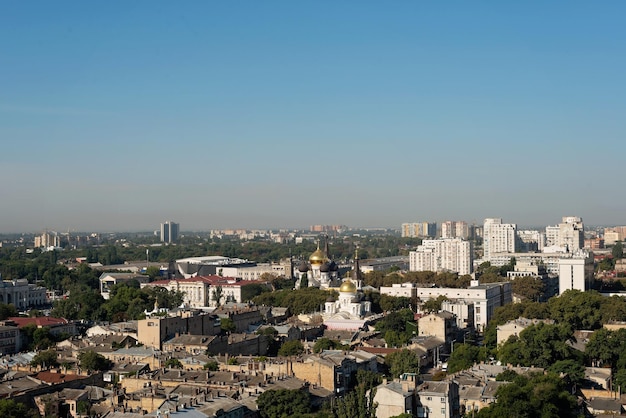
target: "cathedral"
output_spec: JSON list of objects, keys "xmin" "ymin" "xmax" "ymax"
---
[{"xmin": 295, "ymin": 240, "xmax": 373, "ymax": 330}]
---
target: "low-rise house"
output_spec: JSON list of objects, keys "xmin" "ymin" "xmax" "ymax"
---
[
  {"xmin": 496, "ymin": 317, "xmax": 555, "ymax": 346},
  {"xmin": 418, "ymin": 311, "xmax": 458, "ymax": 344},
  {"xmin": 0, "ymin": 323, "xmax": 21, "ymax": 354},
  {"xmin": 373, "ymin": 374, "xmax": 460, "ymax": 418}
]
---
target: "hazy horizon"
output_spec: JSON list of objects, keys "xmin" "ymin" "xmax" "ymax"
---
[{"xmin": 2, "ymin": 2, "xmax": 625, "ymax": 233}]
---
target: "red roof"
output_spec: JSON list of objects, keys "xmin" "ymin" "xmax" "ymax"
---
[
  {"xmin": 8, "ymin": 317, "xmax": 69, "ymax": 328},
  {"xmin": 34, "ymin": 371, "xmax": 86, "ymax": 384}
]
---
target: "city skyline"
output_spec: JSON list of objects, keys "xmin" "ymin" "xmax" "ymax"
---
[{"xmin": 2, "ymin": 2, "xmax": 626, "ymax": 233}]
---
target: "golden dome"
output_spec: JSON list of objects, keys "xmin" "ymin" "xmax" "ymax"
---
[
  {"xmin": 339, "ymin": 279, "xmax": 357, "ymax": 293},
  {"xmin": 309, "ymin": 248, "xmax": 327, "ymax": 265}
]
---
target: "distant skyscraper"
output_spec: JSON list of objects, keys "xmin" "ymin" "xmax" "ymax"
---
[
  {"xmin": 401, "ymin": 222, "xmax": 437, "ymax": 238},
  {"xmin": 483, "ymin": 218, "xmax": 517, "ymax": 261},
  {"xmin": 160, "ymin": 221, "xmax": 179, "ymax": 243}
]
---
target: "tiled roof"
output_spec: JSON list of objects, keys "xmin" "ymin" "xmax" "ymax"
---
[{"xmin": 8, "ymin": 316, "xmax": 69, "ymax": 328}]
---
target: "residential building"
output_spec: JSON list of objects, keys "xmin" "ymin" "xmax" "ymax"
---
[
  {"xmin": 558, "ymin": 251, "xmax": 594, "ymax": 294},
  {"xmin": 414, "ymin": 282, "xmax": 512, "ymax": 332},
  {"xmin": 136, "ymin": 310, "xmax": 221, "ymax": 349},
  {"xmin": 418, "ymin": 312, "xmax": 457, "ymax": 344},
  {"xmin": 402, "ymin": 222, "xmax": 437, "ymax": 238},
  {"xmin": 441, "ymin": 221, "xmax": 470, "ymax": 240},
  {"xmin": 410, "ymin": 238, "xmax": 472, "ymax": 275},
  {"xmin": 496, "ymin": 318, "xmax": 555, "ymax": 346},
  {"xmin": 482, "ymin": 218, "xmax": 516, "ymax": 261},
  {"xmin": 160, "ymin": 221, "xmax": 179, "ymax": 243},
  {"xmin": 0, "ymin": 324, "xmax": 20, "ymax": 354},
  {"xmin": 373, "ymin": 375, "xmax": 460, "ymax": 418},
  {"xmin": 34, "ymin": 231, "xmax": 61, "ymax": 248},
  {"xmin": 545, "ymin": 216, "xmax": 584, "ymax": 252}
]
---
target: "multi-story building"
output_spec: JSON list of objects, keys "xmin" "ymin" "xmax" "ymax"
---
[
  {"xmin": 409, "ymin": 238, "xmax": 472, "ymax": 275},
  {"xmin": 413, "ymin": 281, "xmax": 512, "ymax": 332},
  {"xmin": 558, "ymin": 251, "xmax": 594, "ymax": 294},
  {"xmin": 141, "ymin": 275, "xmax": 267, "ymax": 308},
  {"xmin": 374, "ymin": 375, "xmax": 460, "ymax": 418},
  {"xmin": 483, "ymin": 218, "xmax": 516, "ymax": 261},
  {"xmin": 516, "ymin": 230, "xmax": 544, "ymax": 252},
  {"xmin": 160, "ymin": 221, "xmax": 179, "ymax": 243},
  {"xmin": 418, "ymin": 312, "xmax": 458, "ymax": 344},
  {"xmin": 0, "ymin": 279, "xmax": 47, "ymax": 309},
  {"xmin": 136, "ymin": 310, "xmax": 221, "ymax": 349},
  {"xmin": 545, "ymin": 216, "xmax": 584, "ymax": 252},
  {"xmin": 402, "ymin": 222, "xmax": 437, "ymax": 238},
  {"xmin": 34, "ymin": 231, "xmax": 61, "ymax": 248},
  {"xmin": 441, "ymin": 221, "xmax": 470, "ymax": 240}
]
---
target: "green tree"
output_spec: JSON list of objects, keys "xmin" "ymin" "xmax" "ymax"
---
[
  {"xmin": 78, "ymin": 350, "xmax": 112, "ymax": 372},
  {"xmin": 511, "ymin": 276, "xmax": 546, "ymax": 301},
  {"xmin": 278, "ymin": 340, "xmax": 305, "ymax": 357},
  {"xmin": 332, "ymin": 370, "xmax": 380, "ymax": 418},
  {"xmin": 313, "ymin": 337, "xmax": 337, "ymax": 353},
  {"xmin": 30, "ymin": 349, "xmax": 59, "ymax": 369},
  {"xmin": 211, "ymin": 286, "xmax": 224, "ymax": 307},
  {"xmin": 203, "ymin": 360, "xmax": 219, "ymax": 371},
  {"xmin": 497, "ymin": 323, "xmax": 577, "ymax": 369},
  {"xmin": 220, "ymin": 317, "xmax": 236, "ymax": 333},
  {"xmin": 447, "ymin": 343, "xmax": 483, "ymax": 373},
  {"xmin": 421, "ymin": 295, "xmax": 449, "ymax": 313},
  {"xmin": 547, "ymin": 359, "xmax": 585, "ymax": 387},
  {"xmin": 164, "ymin": 358, "xmax": 183, "ymax": 369},
  {"xmin": 612, "ymin": 241, "xmax": 624, "ymax": 260},
  {"xmin": 256, "ymin": 389, "xmax": 311, "ymax": 418},
  {"xmin": 0, "ymin": 399, "xmax": 38, "ymax": 418},
  {"xmin": 0, "ymin": 303, "xmax": 17, "ymax": 320},
  {"xmin": 476, "ymin": 373, "xmax": 578, "ymax": 418},
  {"xmin": 145, "ymin": 265, "xmax": 161, "ymax": 280},
  {"xmin": 385, "ymin": 349, "xmax": 421, "ymax": 378}
]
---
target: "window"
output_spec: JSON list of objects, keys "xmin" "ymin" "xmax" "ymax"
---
[
  {"xmin": 441, "ymin": 408, "xmax": 446, "ymax": 415},
  {"xmin": 441, "ymin": 397, "xmax": 445, "ymax": 402}
]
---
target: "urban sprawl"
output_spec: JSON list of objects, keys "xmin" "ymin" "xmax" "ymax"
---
[{"xmin": 0, "ymin": 216, "xmax": 625, "ymax": 417}]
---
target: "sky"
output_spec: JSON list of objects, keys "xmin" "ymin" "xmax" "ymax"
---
[{"xmin": 1, "ymin": 2, "xmax": 625, "ymax": 233}]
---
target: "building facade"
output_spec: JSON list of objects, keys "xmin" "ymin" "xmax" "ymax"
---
[
  {"xmin": 160, "ymin": 221, "xmax": 180, "ymax": 243},
  {"xmin": 410, "ymin": 238, "xmax": 472, "ymax": 275},
  {"xmin": 483, "ymin": 218, "xmax": 516, "ymax": 261}
]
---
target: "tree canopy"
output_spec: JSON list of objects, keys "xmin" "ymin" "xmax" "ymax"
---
[{"xmin": 256, "ymin": 389, "xmax": 311, "ymax": 418}]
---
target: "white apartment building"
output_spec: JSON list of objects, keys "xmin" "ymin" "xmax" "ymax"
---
[
  {"xmin": 545, "ymin": 216, "xmax": 584, "ymax": 252},
  {"xmin": 379, "ymin": 282, "xmax": 510, "ymax": 332},
  {"xmin": 483, "ymin": 218, "xmax": 516, "ymax": 261},
  {"xmin": 414, "ymin": 281, "xmax": 512, "ymax": 332},
  {"xmin": 558, "ymin": 251, "xmax": 594, "ymax": 294},
  {"xmin": 410, "ymin": 238, "xmax": 472, "ymax": 275}
]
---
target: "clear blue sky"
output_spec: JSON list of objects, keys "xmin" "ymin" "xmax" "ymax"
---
[{"xmin": 1, "ymin": 2, "xmax": 625, "ymax": 232}]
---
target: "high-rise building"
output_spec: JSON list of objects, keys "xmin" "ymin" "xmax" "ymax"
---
[
  {"xmin": 401, "ymin": 222, "xmax": 437, "ymax": 238},
  {"xmin": 409, "ymin": 238, "xmax": 473, "ymax": 275},
  {"xmin": 545, "ymin": 216, "xmax": 584, "ymax": 252},
  {"xmin": 483, "ymin": 218, "xmax": 517, "ymax": 261},
  {"xmin": 160, "ymin": 221, "xmax": 179, "ymax": 243},
  {"xmin": 441, "ymin": 221, "xmax": 470, "ymax": 239}
]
